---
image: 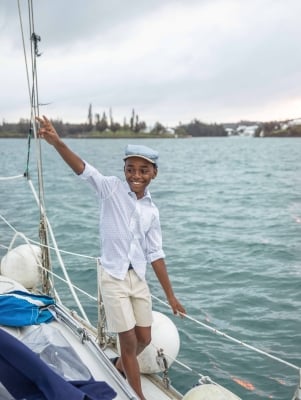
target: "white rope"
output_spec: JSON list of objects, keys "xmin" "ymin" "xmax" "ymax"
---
[
  {"xmin": 1, "ymin": 181, "xmax": 300, "ymax": 392},
  {"xmin": 27, "ymin": 238, "xmax": 96, "ymax": 260},
  {"xmin": 0, "ymin": 215, "xmax": 21, "ymax": 234},
  {"xmin": 0, "ymin": 179, "xmax": 90, "ymax": 323},
  {"xmin": 27, "ymin": 179, "xmax": 90, "ymax": 322},
  {"xmin": 0, "ymin": 214, "xmax": 97, "ymax": 303},
  {"xmin": 37, "ymin": 260, "xmax": 97, "ymax": 302},
  {"xmin": 2, "ymin": 209, "xmax": 300, "ymax": 392},
  {"xmin": 2, "ymin": 205, "xmax": 300, "ymax": 374},
  {"xmin": 0, "ymin": 213, "xmax": 95, "ymax": 260},
  {"xmin": 152, "ymin": 294, "xmax": 301, "ymax": 372},
  {"xmin": 0, "ymin": 175, "xmax": 24, "ymax": 180}
]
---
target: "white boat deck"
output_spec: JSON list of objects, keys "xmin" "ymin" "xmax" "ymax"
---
[{"xmin": 0, "ymin": 310, "xmax": 182, "ymax": 400}]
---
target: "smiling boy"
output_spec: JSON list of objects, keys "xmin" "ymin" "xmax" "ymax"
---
[{"xmin": 36, "ymin": 115, "xmax": 186, "ymax": 400}]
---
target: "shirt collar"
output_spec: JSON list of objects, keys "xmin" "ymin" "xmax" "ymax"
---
[{"xmin": 124, "ymin": 181, "xmax": 152, "ymax": 201}]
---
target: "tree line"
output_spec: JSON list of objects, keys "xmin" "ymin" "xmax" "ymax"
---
[
  {"xmin": 2, "ymin": 104, "xmax": 299, "ymax": 138},
  {"xmin": 0, "ymin": 104, "xmax": 228, "ymax": 138}
]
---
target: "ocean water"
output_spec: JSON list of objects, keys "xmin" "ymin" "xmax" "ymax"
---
[{"xmin": 0, "ymin": 137, "xmax": 300, "ymax": 399}]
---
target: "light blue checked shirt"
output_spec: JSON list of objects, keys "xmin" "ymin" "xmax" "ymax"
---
[{"xmin": 79, "ymin": 161, "xmax": 165, "ymax": 280}]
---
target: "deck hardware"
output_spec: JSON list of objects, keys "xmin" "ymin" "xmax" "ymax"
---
[
  {"xmin": 198, "ymin": 376, "xmax": 213, "ymax": 385},
  {"xmin": 156, "ymin": 348, "xmax": 170, "ymax": 389}
]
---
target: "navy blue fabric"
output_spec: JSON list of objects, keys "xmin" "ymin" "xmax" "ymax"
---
[
  {"xmin": 0, "ymin": 328, "xmax": 116, "ymax": 400},
  {"xmin": 0, "ymin": 291, "xmax": 55, "ymax": 326}
]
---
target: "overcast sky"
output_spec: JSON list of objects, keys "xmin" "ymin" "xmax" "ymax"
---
[{"xmin": 1, "ymin": 0, "xmax": 301, "ymax": 127}]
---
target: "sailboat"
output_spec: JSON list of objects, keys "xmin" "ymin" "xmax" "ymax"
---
[{"xmin": 0, "ymin": 2, "xmax": 300, "ymax": 400}]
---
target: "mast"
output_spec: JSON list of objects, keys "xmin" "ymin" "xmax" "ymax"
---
[{"xmin": 19, "ymin": 0, "xmax": 52, "ymax": 294}]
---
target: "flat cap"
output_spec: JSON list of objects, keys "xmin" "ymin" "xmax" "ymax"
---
[{"xmin": 124, "ymin": 144, "xmax": 159, "ymax": 165}]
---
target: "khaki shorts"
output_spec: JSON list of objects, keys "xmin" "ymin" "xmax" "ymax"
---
[{"xmin": 99, "ymin": 266, "xmax": 153, "ymax": 333}]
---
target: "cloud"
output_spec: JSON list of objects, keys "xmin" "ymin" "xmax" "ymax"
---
[{"xmin": 1, "ymin": 0, "xmax": 301, "ymax": 126}]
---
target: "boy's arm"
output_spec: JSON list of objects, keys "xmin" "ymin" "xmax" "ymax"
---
[
  {"xmin": 36, "ymin": 115, "xmax": 85, "ymax": 175},
  {"xmin": 151, "ymin": 258, "xmax": 186, "ymax": 316}
]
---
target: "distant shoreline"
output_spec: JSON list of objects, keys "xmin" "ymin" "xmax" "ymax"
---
[
  {"xmin": 0, "ymin": 134, "xmax": 177, "ymax": 139},
  {"xmin": 2, "ymin": 118, "xmax": 301, "ymax": 137},
  {"xmin": 1, "ymin": 134, "xmax": 301, "ymax": 139}
]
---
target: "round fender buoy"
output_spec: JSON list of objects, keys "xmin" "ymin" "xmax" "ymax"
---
[
  {"xmin": 0, "ymin": 275, "xmax": 28, "ymax": 293},
  {"xmin": 116, "ymin": 310, "xmax": 180, "ymax": 374},
  {"xmin": 182, "ymin": 383, "xmax": 241, "ymax": 400},
  {"xmin": 137, "ymin": 311, "xmax": 180, "ymax": 373},
  {"xmin": 1, "ymin": 244, "xmax": 41, "ymax": 289}
]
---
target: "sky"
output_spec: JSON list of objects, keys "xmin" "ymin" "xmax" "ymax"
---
[{"xmin": 1, "ymin": 0, "xmax": 301, "ymax": 127}]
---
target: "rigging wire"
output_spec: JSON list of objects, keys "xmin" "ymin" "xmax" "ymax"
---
[
  {"xmin": 17, "ymin": 0, "xmax": 31, "ymax": 106},
  {"xmin": 17, "ymin": 1, "xmax": 31, "ymax": 179},
  {"xmin": 17, "ymin": 0, "xmax": 34, "ymax": 178}
]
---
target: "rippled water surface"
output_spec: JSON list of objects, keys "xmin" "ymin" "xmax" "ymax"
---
[{"xmin": 1, "ymin": 137, "xmax": 301, "ymax": 399}]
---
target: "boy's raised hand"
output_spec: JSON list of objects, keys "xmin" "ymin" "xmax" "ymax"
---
[{"xmin": 36, "ymin": 115, "xmax": 60, "ymax": 146}]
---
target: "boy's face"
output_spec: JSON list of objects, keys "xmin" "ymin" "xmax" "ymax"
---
[{"xmin": 124, "ymin": 157, "xmax": 157, "ymax": 199}]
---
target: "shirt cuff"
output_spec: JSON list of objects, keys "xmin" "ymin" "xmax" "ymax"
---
[
  {"xmin": 78, "ymin": 161, "xmax": 92, "ymax": 179},
  {"xmin": 147, "ymin": 250, "xmax": 165, "ymax": 263}
]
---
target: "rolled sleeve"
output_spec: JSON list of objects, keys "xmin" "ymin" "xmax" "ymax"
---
[{"xmin": 147, "ymin": 249, "xmax": 165, "ymax": 264}]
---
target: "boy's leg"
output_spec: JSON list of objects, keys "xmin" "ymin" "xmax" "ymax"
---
[
  {"xmin": 99, "ymin": 266, "xmax": 152, "ymax": 398},
  {"xmin": 135, "ymin": 325, "xmax": 152, "ymax": 355},
  {"xmin": 117, "ymin": 327, "xmax": 150, "ymax": 400}
]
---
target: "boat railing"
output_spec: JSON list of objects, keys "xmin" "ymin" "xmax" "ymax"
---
[{"xmin": 1, "ymin": 173, "xmax": 300, "ymax": 399}]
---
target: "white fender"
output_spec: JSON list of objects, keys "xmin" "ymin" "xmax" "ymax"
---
[
  {"xmin": 0, "ymin": 244, "xmax": 41, "ymax": 289},
  {"xmin": 116, "ymin": 310, "xmax": 180, "ymax": 374},
  {"xmin": 182, "ymin": 383, "xmax": 241, "ymax": 400},
  {"xmin": 0, "ymin": 275, "xmax": 28, "ymax": 293}
]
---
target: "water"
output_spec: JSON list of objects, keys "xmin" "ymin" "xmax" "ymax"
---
[{"xmin": 1, "ymin": 137, "xmax": 301, "ymax": 399}]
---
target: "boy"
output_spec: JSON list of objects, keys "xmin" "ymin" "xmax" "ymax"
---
[{"xmin": 36, "ymin": 115, "xmax": 186, "ymax": 400}]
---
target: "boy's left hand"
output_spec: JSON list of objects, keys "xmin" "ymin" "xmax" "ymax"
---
[{"xmin": 168, "ymin": 295, "xmax": 186, "ymax": 317}]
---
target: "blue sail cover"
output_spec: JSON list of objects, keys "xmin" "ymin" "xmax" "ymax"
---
[
  {"xmin": 0, "ymin": 290, "xmax": 55, "ymax": 326},
  {"xmin": 0, "ymin": 328, "xmax": 117, "ymax": 400}
]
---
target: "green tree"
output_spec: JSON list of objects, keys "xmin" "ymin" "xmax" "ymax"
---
[
  {"xmin": 95, "ymin": 112, "xmax": 108, "ymax": 132},
  {"xmin": 151, "ymin": 122, "xmax": 165, "ymax": 135},
  {"xmin": 130, "ymin": 109, "xmax": 135, "ymax": 131},
  {"xmin": 182, "ymin": 119, "xmax": 226, "ymax": 137},
  {"xmin": 88, "ymin": 103, "xmax": 93, "ymax": 127}
]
